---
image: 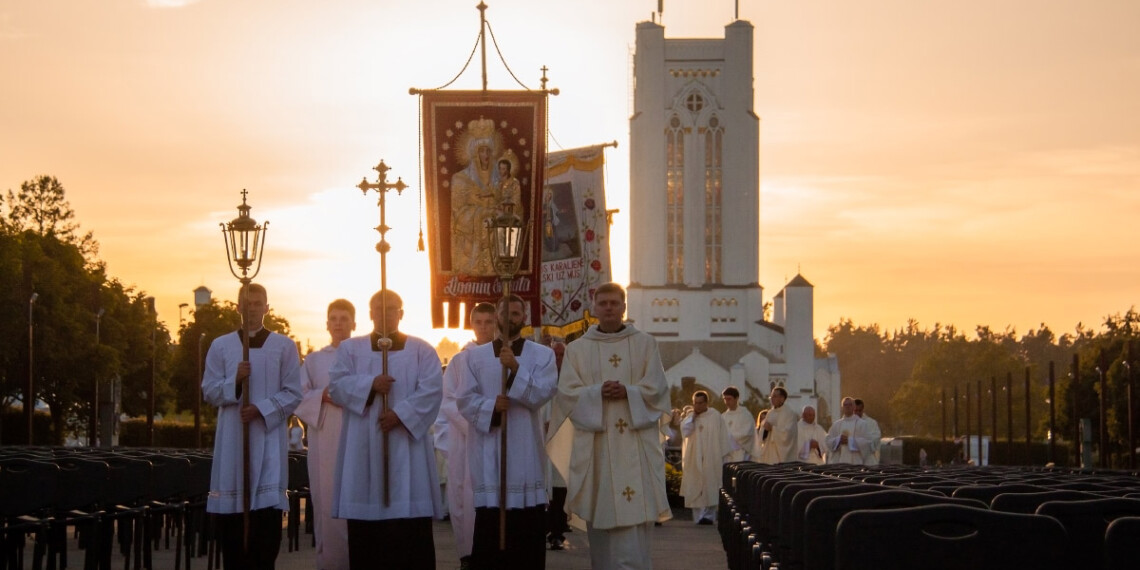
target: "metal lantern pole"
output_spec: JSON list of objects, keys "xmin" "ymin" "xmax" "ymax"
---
[
  {"xmin": 220, "ymin": 189, "xmax": 269, "ymax": 552},
  {"xmin": 488, "ymin": 201, "xmax": 529, "ymax": 550},
  {"xmin": 357, "ymin": 159, "xmax": 406, "ymax": 508}
]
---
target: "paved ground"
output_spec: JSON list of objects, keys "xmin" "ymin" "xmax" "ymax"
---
[{"xmin": 29, "ymin": 507, "xmax": 728, "ymax": 570}]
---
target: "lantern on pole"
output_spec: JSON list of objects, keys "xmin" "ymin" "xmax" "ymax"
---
[
  {"xmin": 219, "ymin": 189, "xmax": 268, "ymax": 552},
  {"xmin": 486, "ymin": 199, "xmax": 529, "ymax": 550}
]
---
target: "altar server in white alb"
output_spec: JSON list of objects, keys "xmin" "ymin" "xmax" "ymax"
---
[
  {"xmin": 753, "ymin": 387, "xmax": 798, "ymax": 464},
  {"xmin": 680, "ymin": 391, "xmax": 734, "ymax": 525},
  {"xmin": 203, "ymin": 283, "xmax": 302, "ymax": 570},
  {"xmin": 328, "ymin": 290, "xmax": 443, "ymax": 570},
  {"xmin": 547, "ymin": 282, "xmax": 673, "ymax": 570},
  {"xmin": 720, "ymin": 386, "xmax": 755, "ymax": 462},
  {"xmin": 435, "ymin": 302, "xmax": 497, "ymax": 568},
  {"xmin": 457, "ymin": 294, "xmax": 558, "ymax": 569},
  {"xmin": 294, "ymin": 299, "xmax": 356, "ymax": 570},
  {"xmin": 795, "ymin": 405, "xmax": 828, "ymax": 465}
]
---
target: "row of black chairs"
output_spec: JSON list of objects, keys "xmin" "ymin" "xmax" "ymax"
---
[
  {"xmin": 0, "ymin": 447, "xmax": 313, "ymax": 570},
  {"xmin": 720, "ymin": 461, "xmax": 1140, "ymax": 570}
]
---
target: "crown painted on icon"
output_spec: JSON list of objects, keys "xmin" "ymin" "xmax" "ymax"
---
[{"xmin": 468, "ymin": 117, "xmax": 495, "ymax": 139}]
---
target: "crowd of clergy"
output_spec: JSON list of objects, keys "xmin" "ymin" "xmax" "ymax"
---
[
  {"xmin": 202, "ymin": 282, "xmax": 685, "ymax": 570},
  {"xmin": 673, "ymin": 389, "xmax": 883, "ymax": 525}
]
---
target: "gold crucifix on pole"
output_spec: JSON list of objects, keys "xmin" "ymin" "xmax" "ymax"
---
[{"xmin": 357, "ymin": 159, "xmax": 407, "ymax": 507}]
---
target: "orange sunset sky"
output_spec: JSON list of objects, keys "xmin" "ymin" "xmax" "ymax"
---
[{"xmin": 2, "ymin": 0, "xmax": 1137, "ymax": 348}]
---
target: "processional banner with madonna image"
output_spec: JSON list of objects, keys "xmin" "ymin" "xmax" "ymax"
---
[{"xmin": 422, "ymin": 90, "xmax": 547, "ymax": 329}]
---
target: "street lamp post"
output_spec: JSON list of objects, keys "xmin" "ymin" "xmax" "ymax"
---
[
  {"xmin": 487, "ymin": 200, "xmax": 529, "ymax": 550},
  {"xmin": 1125, "ymin": 361, "xmax": 1134, "ymax": 470},
  {"xmin": 147, "ymin": 296, "xmax": 157, "ymax": 447},
  {"xmin": 197, "ymin": 332, "xmax": 206, "ymax": 449},
  {"xmin": 27, "ymin": 292, "xmax": 38, "ymax": 445},
  {"xmin": 220, "ymin": 189, "xmax": 269, "ymax": 551},
  {"xmin": 1048, "ymin": 361, "xmax": 1056, "ymax": 465},
  {"xmin": 357, "ymin": 159, "xmax": 407, "ymax": 508},
  {"xmin": 93, "ymin": 307, "xmax": 104, "ymax": 447}
]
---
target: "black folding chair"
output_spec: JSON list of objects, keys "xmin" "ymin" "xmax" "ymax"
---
[
  {"xmin": 1036, "ymin": 497, "xmax": 1140, "ymax": 570},
  {"xmin": 1103, "ymin": 516, "xmax": 1140, "ymax": 570},
  {"xmin": 834, "ymin": 504, "xmax": 1067, "ymax": 570},
  {"xmin": 0, "ymin": 458, "xmax": 60, "ymax": 570}
]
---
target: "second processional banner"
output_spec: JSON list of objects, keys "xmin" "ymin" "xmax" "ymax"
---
[
  {"xmin": 539, "ymin": 144, "xmax": 613, "ymax": 339},
  {"xmin": 422, "ymin": 90, "xmax": 547, "ymax": 328}
]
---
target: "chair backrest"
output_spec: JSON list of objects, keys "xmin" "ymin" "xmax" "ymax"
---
[
  {"xmin": 97, "ymin": 454, "xmax": 153, "ymax": 507},
  {"xmin": 0, "ymin": 458, "xmax": 59, "ymax": 518},
  {"xmin": 1103, "ymin": 515, "xmax": 1140, "ymax": 570},
  {"xmin": 950, "ymin": 483, "xmax": 1047, "ymax": 503},
  {"xmin": 802, "ymin": 489, "xmax": 987, "ymax": 570},
  {"xmin": 184, "ymin": 453, "xmax": 213, "ymax": 499},
  {"xmin": 990, "ymin": 490, "xmax": 1101, "ymax": 514},
  {"xmin": 1036, "ymin": 497, "xmax": 1140, "ymax": 570},
  {"xmin": 53, "ymin": 457, "xmax": 109, "ymax": 512},
  {"xmin": 834, "ymin": 504, "xmax": 1067, "ymax": 570},
  {"xmin": 775, "ymin": 479, "xmax": 851, "ymax": 550},
  {"xmin": 784, "ymin": 483, "xmax": 880, "ymax": 566}
]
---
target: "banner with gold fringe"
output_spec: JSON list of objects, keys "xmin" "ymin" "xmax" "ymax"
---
[
  {"xmin": 422, "ymin": 90, "xmax": 547, "ymax": 328},
  {"xmin": 539, "ymin": 144, "xmax": 612, "ymax": 339}
]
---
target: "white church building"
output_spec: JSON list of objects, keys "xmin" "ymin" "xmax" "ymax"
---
[{"xmin": 624, "ymin": 18, "xmax": 841, "ymax": 423}]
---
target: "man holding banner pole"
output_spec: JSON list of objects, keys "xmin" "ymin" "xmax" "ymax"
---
[{"xmin": 457, "ymin": 294, "xmax": 557, "ymax": 569}]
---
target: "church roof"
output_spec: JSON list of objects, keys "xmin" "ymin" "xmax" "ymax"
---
[
  {"xmin": 786, "ymin": 273, "xmax": 813, "ymax": 287},
  {"xmin": 658, "ymin": 340, "xmax": 783, "ymax": 371}
]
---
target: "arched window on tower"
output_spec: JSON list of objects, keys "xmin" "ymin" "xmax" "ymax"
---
[
  {"xmin": 665, "ymin": 114, "xmax": 685, "ymax": 284},
  {"xmin": 704, "ymin": 114, "xmax": 723, "ymax": 284},
  {"xmin": 710, "ymin": 298, "xmax": 724, "ymax": 323}
]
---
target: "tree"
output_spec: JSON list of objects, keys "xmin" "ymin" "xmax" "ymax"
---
[
  {"xmin": 0, "ymin": 176, "xmax": 172, "ymax": 444},
  {"xmin": 1056, "ymin": 309, "xmax": 1140, "ymax": 468},
  {"xmin": 4, "ymin": 175, "xmax": 97, "ymax": 259}
]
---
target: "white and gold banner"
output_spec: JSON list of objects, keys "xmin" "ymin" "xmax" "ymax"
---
[{"xmin": 539, "ymin": 144, "xmax": 613, "ymax": 338}]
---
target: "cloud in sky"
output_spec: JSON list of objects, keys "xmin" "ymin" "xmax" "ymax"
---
[{"xmin": 144, "ymin": 0, "xmax": 201, "ymax": 8}]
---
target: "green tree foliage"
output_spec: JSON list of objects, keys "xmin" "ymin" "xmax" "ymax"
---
[
  {"xmin": 827, "ymin": 312, "xmax": 1139, "ymax": 467},
  {"xmin": 1056, "ymin": 308, "xmax": 1140, "ymax": 468},
  {"xmin": 0, "ymin": 176, "xmax": 172, "ymax": 444}
]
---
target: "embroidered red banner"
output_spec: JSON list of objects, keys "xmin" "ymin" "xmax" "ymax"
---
[{"xmin": 422, "ymin": 90, "xmax": 547, "ymax": 328}]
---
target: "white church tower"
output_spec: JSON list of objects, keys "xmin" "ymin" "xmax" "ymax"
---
[{"xmin": 625, "ymin": 18, "xmax": 840, "ymax": 421}]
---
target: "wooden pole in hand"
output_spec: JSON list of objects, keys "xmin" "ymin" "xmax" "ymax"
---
[
  {"xmin": 498, "ymin": 283, "xmax": 512, "ymax": 551},
  {"xmin": 358, "ymin": 160, "xmax": 406, "ymax": 507},
  {"xmin": 240, "ymin": 279, "xmax": 252, "ymax": 552},
  {"xmin": 220, "ymin": 190, "xmax": 268, "ymax": 555},
  {"xmin": 489, "ymin": 203, "xmax": 528, "ymax": 551}
]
